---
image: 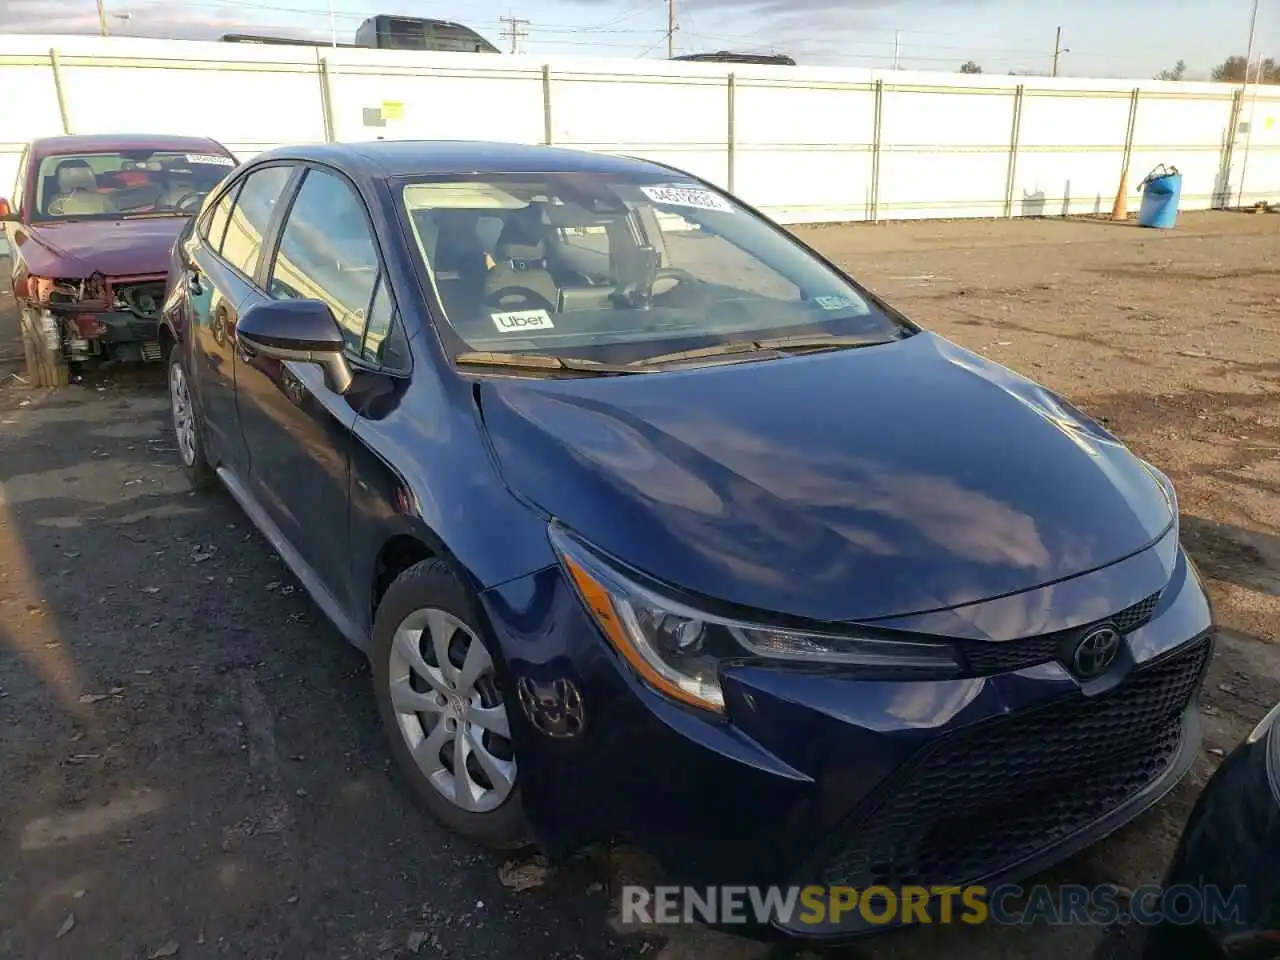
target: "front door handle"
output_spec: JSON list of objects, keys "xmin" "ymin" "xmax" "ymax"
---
[{"xmin": 185, "ymin": 268, "xmax": 202, "ymax": 296}]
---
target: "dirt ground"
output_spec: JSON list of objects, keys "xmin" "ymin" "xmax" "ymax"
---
[{"xmin": 1, "ymin": 211, "xmax": 1278, "ymax": 960}]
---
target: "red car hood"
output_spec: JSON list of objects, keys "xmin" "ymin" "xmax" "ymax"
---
[{"xmin": 21, "ymin": 218, "xmax": 187, "ymax": 278}]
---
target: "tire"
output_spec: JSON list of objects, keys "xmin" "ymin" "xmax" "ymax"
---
[
  {"xmin": 167, "ymin": 345, "xmax": 217, "ymax": 492},
  {"xmin": 372, "ymin": 558, "xmax": 528, "ymax": 849}
]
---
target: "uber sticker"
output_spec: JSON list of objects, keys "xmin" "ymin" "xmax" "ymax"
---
[
  {"xmin": 815, "ymin": 295, "xmax": 858, "ymax": 311},
  {"xmin": 186, "ymin": 153, "xmax": 235, "ymax": 166},
  {"xmin": 640, "ymin": 184, "xmax": 734, "ymax": 213},
  {"xmin": 491, "ymin": 309, "xmax": 555, "ymax": 332}
]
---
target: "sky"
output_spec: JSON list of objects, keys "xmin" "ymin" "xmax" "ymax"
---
[{"xmin": 0, "ymin": 0, "xmax": 1275, "ymax": 79}]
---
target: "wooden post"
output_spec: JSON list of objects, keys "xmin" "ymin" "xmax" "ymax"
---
[{"xmin": 19, "ymin": 308, "xmax": 69, "ymax": 387}]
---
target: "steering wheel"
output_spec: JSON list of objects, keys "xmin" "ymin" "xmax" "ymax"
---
[
  {"xmin": 175, "ymin": 192, "xmax": 204, "ymax": 214},
  {"xmin": 484, "ymin": 287, "xmax": 557, "ymax": 314}
]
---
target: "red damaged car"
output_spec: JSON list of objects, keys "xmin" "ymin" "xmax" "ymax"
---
[{"xmin": 1, "ymin": 134, "xmax": 237, "ymax": 368}]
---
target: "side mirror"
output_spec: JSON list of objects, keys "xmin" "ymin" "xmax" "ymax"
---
[
  {"xmin": 236, "ymin": 299, "xmax": 354, "ymax": 395},
  {"xmin": 0, "ymin": 197, "xmax": 15, "ymax": 221}
]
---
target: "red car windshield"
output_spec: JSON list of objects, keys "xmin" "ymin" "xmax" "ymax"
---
[{"xmin": 32, "ymin": 149, "xmax": 236, "ymax": 222}]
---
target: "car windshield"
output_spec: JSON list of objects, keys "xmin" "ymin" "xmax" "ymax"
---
[
  {"xmin": 33, "ymin": 149, "xmax": 236, "ymax": 222},
  {"xmin": 398, "ymin": 173, "xmax": 910, "ymax": 368}
]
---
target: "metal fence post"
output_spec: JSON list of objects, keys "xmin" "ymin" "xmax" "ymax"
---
[
  {"xmin": 49, "ymin": 48, "xmax": 72, "ymax": 134},
  {"xmin": 727, "ymin": 73, "xmax": 737, "ymax": 194},
  {"xmin": 870, "ymin": 79, "xmax": 884, "ymax": 221},
  {"xmin": 1218, "ymin": 88, "xmax": 1245, "ymax": 208},
  {"xmin": 542, "ymin": 65, "xmax": 553, "ymax": 146},
  {"xmin": 1003, "ymin": 84, "xmax": 1025, "ymax": 218},
  {"xmin": 319, "ymin": 56, "xmax": 337, "ymax": 143},
  {"xmin": 1120, "ymin": 87, "xmax": 1140, "ymax": 199}
]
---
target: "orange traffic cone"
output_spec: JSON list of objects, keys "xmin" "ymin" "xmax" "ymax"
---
[{"xmin": 1111, "ymin": 169, "xmax": 1130, "ymax": 221}]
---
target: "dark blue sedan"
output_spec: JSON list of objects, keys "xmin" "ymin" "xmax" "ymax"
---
[{"xmin": 161, "ymin": 140, "xmax": 1213, "ymax": 939}]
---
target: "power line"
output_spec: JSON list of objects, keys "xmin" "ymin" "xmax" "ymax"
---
[{"xmin": 499, "ymin": 14, "xmax": 529, "ymax": 54}]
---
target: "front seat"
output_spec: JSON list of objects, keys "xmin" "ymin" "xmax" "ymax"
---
[
  {"xmin": 49, "ymin": 162, "xmax": 117, "ymax": 216},
  {"xmin": 484, "ymin": 213, "xmax": 560, "ymax": 313}
]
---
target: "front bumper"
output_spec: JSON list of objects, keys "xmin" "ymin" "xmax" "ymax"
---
[
  {"xmin": 60, "ymin": 310, "xmax": 163, "ymax": 361},
  {"xmin": 481, "ymin": 539, "xmax": 1213, "ymax": 941}
]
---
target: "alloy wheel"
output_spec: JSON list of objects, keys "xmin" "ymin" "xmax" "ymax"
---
[
  {"xmin": 387, "ymin": 608, "xmax": 516, "ymax": 813},
  {"xmin": 169, "ymin": 360, "xmax": 197, "ymax": 468}
]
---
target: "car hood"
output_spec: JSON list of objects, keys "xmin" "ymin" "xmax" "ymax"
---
[
  {"xmin": 20, "ymin": 218, "xmax": 187, "ymax": 278},
  {"xmin": 478, "ymin": 332, "xmax": 1175, "ymax": 623}
]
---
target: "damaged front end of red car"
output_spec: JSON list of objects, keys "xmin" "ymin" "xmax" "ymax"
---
[{"xmin": 18, "ymin": 271, "xmax": 167, "ymax": 366}]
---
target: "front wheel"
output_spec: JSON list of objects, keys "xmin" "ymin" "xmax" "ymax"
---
[
  {"xmin": 372, "ymin": 558, "xmax": 528, "ymax": 849},
  {"xmin": 168, "ymin": 347, "xmax": 217, "ymax": 491}
]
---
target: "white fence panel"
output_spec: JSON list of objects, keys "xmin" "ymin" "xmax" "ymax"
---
[
  {"xmin": 326, "ymin": 50, "xmax": 545, "ymax": 145},
  {"xmin": 0, "ymin": 45, "xmax": 63, "ymax": 198},
  {"xmin": 1015, "ymin": 90, "xmax": 1130, "ymax": 216},
  {"xmin": 734, "ymin": 80, "xmax": 875, "ymax": 222},
  {"xmin": 878, "ymin": 85, "xmax": 1013, "ymax": 219},
  {"xmin": 0, "ymin": 34, "xmax": 1276, "ymax": 226}
]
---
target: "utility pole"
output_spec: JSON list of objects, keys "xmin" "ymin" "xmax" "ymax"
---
[
  {"xmin": 96, "ymin": 0, "xmax": 109, "ymax": 36},
  {"xmin": 667, "ymin": 0, "xmax": 676, "ymax": 58},
  {"xmin": 500, "ymin": 15, "xmax": 529, "ymax": 54},
  {"xmin": 1051, "ymin": 25, "xmax": 1062, "ymax": 77},
  {"xmin": 328, "ymin": 0, "xmax": 337, "ymax": 47},
  {"xmin": 1243, "ymin": 0, "xmax": 1260, "ymax": 83},
  {"xmin": 1236, "ymin": 0, "xmax": 1262, "ymax": 206},
  {"xmin": 893, "ymin": 30, "xmax": 901, "ymax": 70}
]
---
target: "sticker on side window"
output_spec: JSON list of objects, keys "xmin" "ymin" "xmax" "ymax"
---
[
  {"xmin": 815, "ymin": 295, "xmax": 859, "ymax": 311},
  {"xmin": 491, "ymin": 309, "xmax": 555, "ymax": 332},
  {"xmin": 640, "ymin": 185, "xmax": 734, "ymax": 213},
  {"xmin": 186, "ymin": 153, "xmax": 235, "ymax": 166}
]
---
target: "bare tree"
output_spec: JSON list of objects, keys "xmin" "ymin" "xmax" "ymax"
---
[
  {"xmin": 1155, "ymin": 59, "xmax": 1187, "ymax": 81},
  {"xmin": 1212, "ymin": 55, "xmax": 1279, "ymax": 82},
  {"xmin": 959, "ymin": 60, "xmax": 982, "ymax": 74}
]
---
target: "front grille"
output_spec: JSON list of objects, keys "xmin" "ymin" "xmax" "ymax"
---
[
  {"xmin": 818, "ymin": 636, "xmax": 1210, "ymax": 892},
  {"xmin": 961, "ymin": 589, "xmax": 1163, "ymax": 675},
  {"xmin": 141, "ymin": 340, "xmax": 164, "ymax": 362}
]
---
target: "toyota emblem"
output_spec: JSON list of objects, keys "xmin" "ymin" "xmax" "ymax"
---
[{"xmin": 1072, "ymin": 626, "xmax": 1123, "ymax": 679}]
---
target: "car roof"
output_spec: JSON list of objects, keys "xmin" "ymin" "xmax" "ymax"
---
[
  {"xmin": 30, "ymin": 133, "xmax": 233, "ymax": 157},
  {"xmin": 250, "ymin": 140, "xmax": 675, "ymax": 180}
]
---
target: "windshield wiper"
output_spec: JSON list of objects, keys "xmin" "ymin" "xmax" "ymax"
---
[
  {"xmin": 455, "ymin": 351, "xmax": 656, "ymax": 375},
  {"xmin": 636, "ymin": 332, "xmax": 900, "ymax": 367}
]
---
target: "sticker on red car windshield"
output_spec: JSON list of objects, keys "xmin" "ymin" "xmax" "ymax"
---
[
  {"xmin": 491, "ymin": 309, "xmax": 555, "ymax": 332},
  {"xmin": 186, "ymin": 154, "xmax": 235, "ymax": 166},
  {"xmin": 640, "ymin": 185, "xmax": 734, "ymax": 213}
]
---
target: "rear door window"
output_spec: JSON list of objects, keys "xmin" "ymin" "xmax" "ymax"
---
[{"xmin": 220, "ymin": 165, "xmax": 294, "ymax": 279}]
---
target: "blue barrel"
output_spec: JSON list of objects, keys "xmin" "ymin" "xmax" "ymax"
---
[{"xmin": 1137, "ymin": 165, "xmax": 1182, "ymax": 229}]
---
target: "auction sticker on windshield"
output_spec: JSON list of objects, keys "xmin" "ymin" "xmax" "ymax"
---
[
  {"xmin": 640, "ymin": 185, "xmax": 734, "ymax": 213},
  {"xmin": 186, "ymin": 154, "xmax": 235, "ymax": 166},
  {"xmin": 492, "ymin": 309, "xmax": 556, "ymax": 332}
]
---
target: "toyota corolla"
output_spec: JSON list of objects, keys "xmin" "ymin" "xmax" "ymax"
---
[{"xmin": 161, "ymin": 140, "xmax": 1213, "ymax": 940}]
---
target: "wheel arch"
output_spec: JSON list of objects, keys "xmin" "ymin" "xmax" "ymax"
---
[{"xmin": 368, "ymin": 520, "xmax": 488, "ymax": 632}]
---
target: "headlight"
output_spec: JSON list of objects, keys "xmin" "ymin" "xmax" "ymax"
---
[
  {"xmin": 1247, "ymin": 700, "xmax": 1280, "ymax": 744},
  {"xmin": 549, "ymin": 525, "xmax": 958, "ymax": 714},
  {"xmin": 1142, "ymin": 460, "xmax": 1179, "ymax": 534}
]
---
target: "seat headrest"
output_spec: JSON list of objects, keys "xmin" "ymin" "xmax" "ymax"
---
[
  {"xmin": 58, "ymin": 163, "xmax": 97, "ymax": 193},
  {"xmin": 495, "ymin": 213, "xmax": 547, "ymax": 262}
]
